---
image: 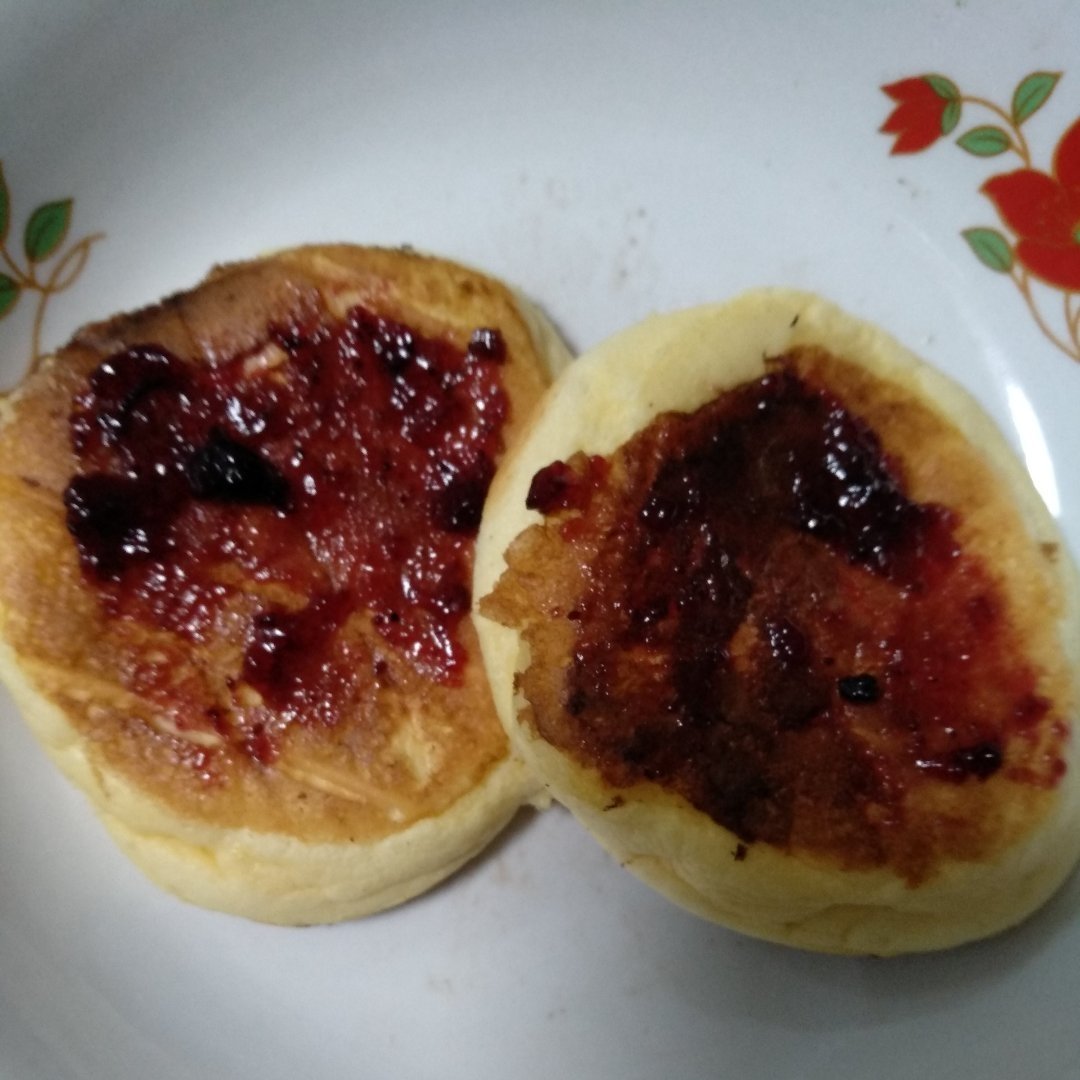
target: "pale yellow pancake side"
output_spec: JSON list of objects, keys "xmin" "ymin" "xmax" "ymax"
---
[
  {"xmin": 474, "ymin": 289, "xmax": 1080, "ymax": 955},
  {"xmin": 0, "ymin": 245, "xmax": 571, "ymax": 924}
]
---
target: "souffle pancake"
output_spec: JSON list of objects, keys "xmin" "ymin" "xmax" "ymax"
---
[
  {"xmin": 476, "ymin": 289, "xmax": 1080, "ymax": 955},
  {"xmin": 0, "ymin": 244, "xmax": 570, "ymax": 924}
]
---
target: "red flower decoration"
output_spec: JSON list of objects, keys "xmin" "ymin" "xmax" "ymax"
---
[
  {"xmin": 880, "ymin": 77, "xmax": 957, "ymax": 154},
  {"xmin": 982, "ymin": 118, "xmax": 1080, "ymax": 291}
]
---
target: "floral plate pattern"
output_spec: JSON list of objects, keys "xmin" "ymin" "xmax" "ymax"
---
[
  {"xmin": 2, "ymin": 5, "xmax": 1080, "ymax": 1080},
  {"xmin": 881, "ymin": 71, "xmax": 1080, "ymax": 362}
]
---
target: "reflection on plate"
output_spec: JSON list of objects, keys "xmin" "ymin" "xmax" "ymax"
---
[{"xmin": 2, "ymin": 3, "xmax": 1079, "ymax": 1078}]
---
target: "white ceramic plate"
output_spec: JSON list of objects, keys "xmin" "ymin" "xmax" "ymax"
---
[{"xmin": 3, "ymin": 3, "xmax": 1080, "ymax": 1077}]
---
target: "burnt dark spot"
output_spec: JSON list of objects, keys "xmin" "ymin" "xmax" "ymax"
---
[
  {"xmin": 80, "ymin": 345, "xmax": 189, "ymax": 446},
  {"xmin": 63, "ymin": 472, "xmax": 181, "ymax": 579},
  {"xmin": 758, "ymin": 618, "xmax": 829, "ymax": 729},
  {"xmin": 467, "ymin": 327, "xmax": 506, "ymax": 364},
  {"xmin": 764, "ymin": 618, "xmax": 810, "ymax": 667},
  {"xmin": 430, "ymin": 583, "xmax": 470, "ymax": 617},
  {"xmin": 838, "ymin": 673, "xmax": 881, "ymax": 704},
  {"xmin": 527, "ymin": 460, "xmax": 577, "ymax": 513},
  {"xmin": 567, "ymin": 688, "xmax": 588, "ymax": 716},
  {"xmin": 527, "ymin": 456, "xmax": 608, "ymax": 515},
  {"xmin": 367, "ymin": 318, "xmax": 416, "ymax": 376},
  {"xmin": 185, "ymin": 429, "xmax": 291, "ymax": 510},
  {"xmin": 432, "ymin": 457, "xmax": 494, "ymax": 534},
  {"xmin": 630, "ymin": 596, "xmax": 670, "ymax": 629},
  {"xmin": 242, "ymin": 592, "xmax": 352, "ymax": 712},
  {"xmin": 952, "ymin": 741, "xmax": 1003, "ymax": 780}
]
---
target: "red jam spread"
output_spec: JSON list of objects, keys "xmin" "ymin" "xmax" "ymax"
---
[
  {"xmin": 516, "ymin": 361, "xmax": 1064, "ymax": 871},
  {"xmin": 64, "ymin": 303, "xmax": 510, "ymax": 760}
]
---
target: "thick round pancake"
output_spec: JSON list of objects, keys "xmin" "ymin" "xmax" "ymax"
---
[
  {"xmin": 475, "ymin": 289, "xmax": 1080, "ymax": 955},
  {"xmin": 0, "ymin": 244, "xmax": 571, "ymax": 924}
]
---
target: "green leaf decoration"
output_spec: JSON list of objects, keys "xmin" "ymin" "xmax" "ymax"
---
[
  {"xmin": 1012, "ymin": 71, "xmax": 1060, "ymax": 125},
  {"xmin": 50, "ymin": 236, "xmax": 97, "ymax": 292},
  {"xmin": 956, "ymin": 126, "xmax": 1011, "ymax": 156},
  {"xmin": 0, "ymin": 163, "xmax": 9, "ymax": 245},
  {"xmin": 962, "ymin": 228, "xmax": 1014, "ymax": 273},
  {"xmin": 941, "ymin": 98, "xmax": 962, "ymax": 136},
  {"xmin": 23, "ymin": 198, "xmax": 73, "ymax": 263},
  {"xmin": 0, "ymin": 273, "xmax": 19, "ymax": 319},
  {"xmin": 924, "ymin": 74, "xmax": 960, "ymax": 101}
]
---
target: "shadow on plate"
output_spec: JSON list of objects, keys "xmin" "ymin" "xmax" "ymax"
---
[{"xmin": 618, "ymin": 853, "xmax": 1080, "ymax": 1033}]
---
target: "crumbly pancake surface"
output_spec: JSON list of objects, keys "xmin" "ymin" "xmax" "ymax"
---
[
  {"xmin": 474, "ymin": 290, "xmax": 1080, "ymax": 953},
  {"xmin": 0, "ymin": 246, "xmax": 567, "ymax": 916}
]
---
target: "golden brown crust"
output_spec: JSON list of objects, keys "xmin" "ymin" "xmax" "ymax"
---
[
  {"xmin": 474, "ymin": 289, "xmax": 1080, "ymax": 954},
  {"xmin": 0, "ymin": 245, "xmax": 571, "ymax": 923}
]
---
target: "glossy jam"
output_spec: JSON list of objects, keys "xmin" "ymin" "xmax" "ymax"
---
[
  {"xmin": 527, "ymin": 456, "xmax": 609, "ymax": 514},
  {"xmin": 65, "ymin": 305, "xmax": 510, "ymax": 758},
  {"xmin": 524, "ymin": 365, "xmax": 1061, "ymax": 865}
]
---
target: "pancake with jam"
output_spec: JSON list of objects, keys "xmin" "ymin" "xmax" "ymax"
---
[
  {"xmin": 476, "ymin": 289, "xmax": 1080, "ymax": 955},
  {"xmin": 0, "ymin": 244, "xmax": 570, "ymax": 924}
]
